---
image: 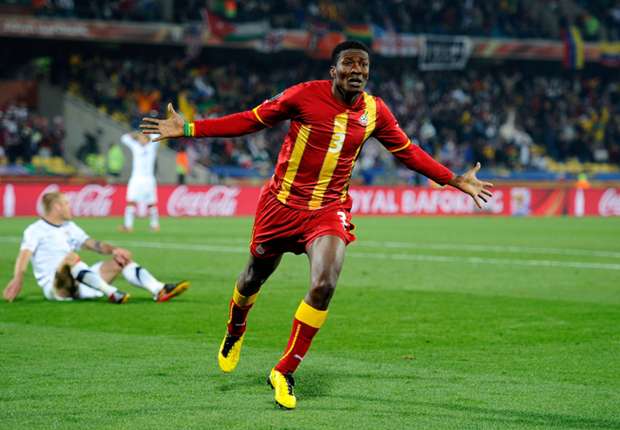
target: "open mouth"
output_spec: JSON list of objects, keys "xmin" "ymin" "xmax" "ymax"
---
[{"xmin": 348, "ymin": 77, "xmax": 364, "ymax": 88}]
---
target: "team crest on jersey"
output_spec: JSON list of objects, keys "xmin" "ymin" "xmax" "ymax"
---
[{"xmin": 359, "ymin": 111, "xmax": 368, "ymax": 126}]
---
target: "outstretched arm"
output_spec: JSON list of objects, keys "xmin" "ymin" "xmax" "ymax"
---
[
  {"xmin": 83, "ymin": 238, "xmax": 132, "ymax": 266},
  {"xmin": 3, "ymin": 249, "xmax": 32, "ymax": 302},
  {"xmin": 388, "ymin": 144, "xmax": 493, "ymax": 208},
  {"xmin": 448, "ymin": 162, "xmax": 494, "ymax": 209},
  {"xmin": 140, "ymin": 103, "xmax": 266, "ymax": 142}
]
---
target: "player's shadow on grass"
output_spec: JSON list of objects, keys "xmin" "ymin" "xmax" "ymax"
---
[
  {"xmin": 213, "ymin": 369, "xmax": 332, "ymax": 401},
  {"xmin": 215, "ymin": 373, "xmax": 260, "ymax": 394},
  {"xmin": 297, "ymin": 368, "xmax": 332, "ymax": 399}
]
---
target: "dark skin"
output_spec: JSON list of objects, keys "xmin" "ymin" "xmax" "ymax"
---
[{"xmin": 140, "ymin": 48, "xmax": 493, "ymax": 310}]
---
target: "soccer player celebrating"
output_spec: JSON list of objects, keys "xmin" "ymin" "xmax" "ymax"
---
[
  {"xmin": 3, "ymin": 192, "xmax": 189, "ymax": 304},
  {"xmin": 120, "ymin": 131, "xmax": 161, "ymax": 232},
  {"xmin": 141, "ymin": 41, "xmax": 493, "ymax": 409}
]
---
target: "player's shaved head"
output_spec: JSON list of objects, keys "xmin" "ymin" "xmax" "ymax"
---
[
  {"xmin": 42, "ymin": 192, "xmax": 64, "ymax": 214},
  {"xmin": 331, "ymin": 40, "xmax": 370, "ymax": 65}
]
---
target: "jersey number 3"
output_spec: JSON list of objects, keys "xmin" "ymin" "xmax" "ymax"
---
[
  {"xmin": 337, "ymin": 210, "xmax": 348, "ymax": 229},
  {"xmin": 328, "ymin": 132, "xmax": 345, "ymax": 154}
]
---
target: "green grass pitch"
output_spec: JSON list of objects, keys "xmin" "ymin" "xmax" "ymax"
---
[{"xmin": 1, "ymin": 216, "xmax": 619, "ymax": 429}]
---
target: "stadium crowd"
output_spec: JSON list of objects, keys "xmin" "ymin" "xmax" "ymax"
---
[
  {"xmin": 5, "ymin": 0, "xmax": 620, "ymax": 41},
  {"xmin": 0, "ymin": 102, "xmax": 73, "ymax": 174},
  {"xmin": 56, "ymin": 52, "xmax": 620, "ymax": 181}
]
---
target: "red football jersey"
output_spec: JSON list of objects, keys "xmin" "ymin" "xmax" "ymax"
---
[{"xmin": 194, "ymin": 80, "xmax": 454, "ymax": 210}]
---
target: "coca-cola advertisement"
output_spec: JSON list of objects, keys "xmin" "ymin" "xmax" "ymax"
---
[
  {"xmin": 567, "ymin": 188, "xmax": 620, "ymax": 216},
  {"xmin": 164, "ymin": 185, "xmax": 250, "ymax": 217},
  {"xmin": 1, "ymin": 183, "xmax": 619, "ymax": 217}
]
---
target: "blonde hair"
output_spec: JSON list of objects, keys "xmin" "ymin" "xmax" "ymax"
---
[{"xmin": 42, "ymin": 192, "xmax": 64, "ymax": 214}]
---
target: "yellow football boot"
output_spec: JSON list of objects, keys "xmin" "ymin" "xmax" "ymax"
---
[
  {"xmin": 218, "ymin": 333, "xmax": 244, "ymax": 373},
  {"xmin": 267, "ymin": 368, "xmax": 296, "ymax": 409}
]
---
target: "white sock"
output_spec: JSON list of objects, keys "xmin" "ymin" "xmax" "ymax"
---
[
  {"xmin": 149, "ymin": 206, "xmax": 159, "ymax": 229},
  {"xmin": 124, "ymin": 205, "xmax": 136, "ymax": 229},
  {"xmin": 121, "ymin": 261, "xmax": 164, "ymax": 296},
  {"xmin": 70, "ymin": 261, "xmax": 117, "ymax": 296}
]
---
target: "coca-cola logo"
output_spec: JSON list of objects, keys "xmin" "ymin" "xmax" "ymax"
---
[
  {"xmin": 36, "ymin": 184, "xmax": 115, "ymax": 217},
  {"xmin": 167, "ymin": 185, "xmax": 240, "ymax": 216},
  {"xmin": 598, "ymin": 189, "xmax": 620, "ymax": 216}
]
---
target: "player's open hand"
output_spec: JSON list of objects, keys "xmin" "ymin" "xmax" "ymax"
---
[
  {"xmin": 140, "ymin": 103, "xmax": 184, "ymax": 142},
  {"xmin": 3, "ymin": 277, "xmax": 23, "ymax": 302},
  {"xmin": 448, "ymin": 162, "xmax": 494, "ymax": 209}
]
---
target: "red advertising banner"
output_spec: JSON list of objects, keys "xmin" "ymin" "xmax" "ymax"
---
[
  {"xmin": 0, "ymin": 183, "xmax": 619, "ymax": 217},
  {"xmin": 567, "ymin": 188, "xmax": 620, "ymax": 216}
]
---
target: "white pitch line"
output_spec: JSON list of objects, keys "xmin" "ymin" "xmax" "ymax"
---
[
  {"xmin": 96, "ymin": 236, "xmax": 620, "ymax": 259},
  {"xmin": 358, "ymin": 240, "xmax": 620, "ymax": 259},
  {"xmin": 348, "ymin": 251, "xmax": 620, "ymax": 271},
  {"xmin": 1, "ymin": 236, "xmax": 619, "ymax": 271}
]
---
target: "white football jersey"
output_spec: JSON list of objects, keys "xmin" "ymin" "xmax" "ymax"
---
[
  {"xmin": 121, "ymin": 133, "xmax": 159, "ymax": 179},
  {"xmin": 20, "ymin": 219, "xmax": 89, "ymax": 290}
]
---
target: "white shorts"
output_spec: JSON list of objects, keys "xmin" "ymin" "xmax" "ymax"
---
[
  {"xmin": 41, "ymin": 261, "xmax": 105, "ymax": 301},
  {"xmin": 126, "ymin": 176, "xmax": 157, "ymax": 204}
]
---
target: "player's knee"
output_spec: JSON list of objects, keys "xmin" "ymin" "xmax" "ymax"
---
[
  {"xmin": 309, "ymin": 278, "xmax": 336, "ymax": 304},
  {"xmin": 109, "ymin": 258, "xmax": 124, "ymax": 272},
  {"xmin": 63, "ymin": 252, "xmax": 81, "ymax": 266},
  {"xmin": 237, "ymin": 270, "xmax": 262, "ymax": 293}
]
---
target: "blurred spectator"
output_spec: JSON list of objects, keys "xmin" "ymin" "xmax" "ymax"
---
[
  {"xmin": 106, "ymin": 141, "xmax": 125, "ymax": 178},
  {"xmin": 3, "ymin": 0, "xmax": 619, "ymax": 40},
  {"xmin": 76, "ymin": 128, "xmax": 105, "ymax": 174},
  {"xmin": 176, "ymin": 143, "xmax": 189, "ymax": 184},
  {"xmin": 52, "ymin": 50, "xmax": 619, "ymax": 178},
  {"xmin": 1, "ymin": 103, "xmax": 65, "ymax": 164}
]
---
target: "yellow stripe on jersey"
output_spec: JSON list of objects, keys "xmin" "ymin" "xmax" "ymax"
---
[
  {"xmin": 252, "ymin": 106, "xmax": 268, "ymax": 126},
  {"xmin": 340, "ymin": 93, "xmax": 377, "ymax": 201},
  {"xmin": 277, "ymin": 124, "xmax": 312, "ymax": 204},
  {"xmin": 309, "ymin": 112, "xmax": 349, "ymax": 209},
  {"xmin": 389, "ymin": 139, "xmax": 412, "ymax": 153}
]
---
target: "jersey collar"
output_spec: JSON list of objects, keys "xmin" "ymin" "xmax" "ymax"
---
[{"xmin": 41, "ymin": 217, "xmax": 62, "ymax": 228}]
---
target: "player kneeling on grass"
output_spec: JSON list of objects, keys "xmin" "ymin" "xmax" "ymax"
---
[{"xmin": 2, "ymin": 191, "xmax": 189, "ymax": 304}]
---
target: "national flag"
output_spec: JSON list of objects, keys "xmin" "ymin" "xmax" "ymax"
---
[
  {"xmin": 203, "ymin": 9, "xmax": 268, "ymax": 41},
  {"xmin": 599, "ymin": 42, "xmax": 620, "ymax": 67},
  {"xmin": 343, "ymin": 23, "xmax": 373, "ymax": 44},
  {"xmin": 563, "ymin": 25, "xmax": 584, "ymax": 69}
]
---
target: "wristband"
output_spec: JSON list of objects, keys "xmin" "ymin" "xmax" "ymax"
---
[{"xmin": 183, "ymin": 122, "xmax": 195, "ymax": 137}]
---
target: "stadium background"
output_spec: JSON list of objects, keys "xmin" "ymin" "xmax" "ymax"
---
[
  {"xmin": 1, "ymin": 1, "xmax": 619, "ymax": 429},
  {"xmin": 1, "ymin": 0, "xmax": 619, "ymax": 218}
]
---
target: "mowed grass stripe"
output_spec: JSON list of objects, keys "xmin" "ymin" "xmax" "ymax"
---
[
  {"xmin": 4, "ymin": 234, "xmax": 620, "ymax": 258},
  {"xmin": 2, "ymin": 235, "xmax": 619, "ymax": 271}
]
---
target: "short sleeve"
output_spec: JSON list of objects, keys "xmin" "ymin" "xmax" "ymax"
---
[
  {"xmin": 67, "ymin": 222, "xmax": 90, "ymax": 250},
  {"xmin": 121, "ymin": 133, "xmax": 138, "ymax": 149},
  {"xmin": 251, "ymin": 84, "xmax": 302, "ymax": 127},
  {"xmin": 372, "ymin": 98, "xmax": 412, "ymax": 153},
  {"xmin": 20, "ymin": 225, "xmax": 39, "ymax": 252}
]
